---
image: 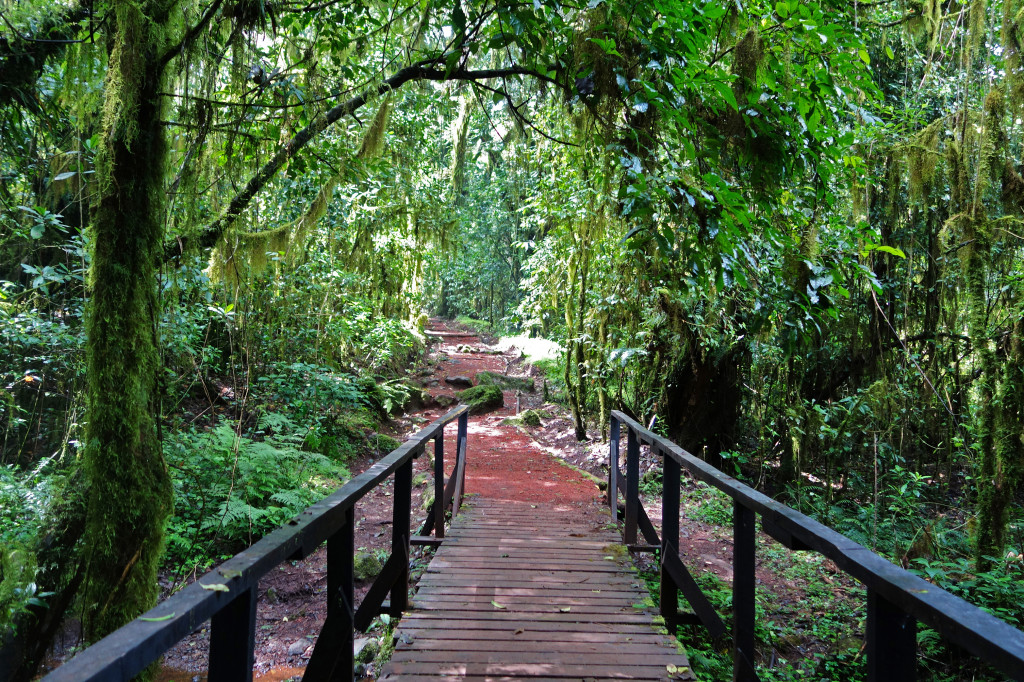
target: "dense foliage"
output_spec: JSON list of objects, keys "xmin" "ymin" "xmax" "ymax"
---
[{"xmin": 0, "ymin": 0, "xmax": 1022, "ymax": 678}]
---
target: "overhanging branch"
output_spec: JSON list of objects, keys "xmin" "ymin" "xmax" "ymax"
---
[{"xmin": 167, "ymin": 59, "xmax": 562, "ymax": 259}]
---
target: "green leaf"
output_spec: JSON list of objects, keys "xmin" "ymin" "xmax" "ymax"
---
[
  {"xmin": 865, "ymin": 244, "xmax": 906, "ymax": 258},
  {"xmin": 451, "ymin": 4, "xmax": 466, "ymax": 38},
  {"xmin": 885, "ymin": 45, "xmax": 895, "ymax": 59},
  {"xmin": 712, "ymin": 80, "xmax": 738, "ymax": 111},
  {"xmin": 139, "ymin": 613, "xmax": 175, "ymax": 622},
  {"xmin": 491, "ymin": 600, "xmax": 506, "ymax": 609},
  {"xmin": 858, "ymin": 49, "xmax": 870, "ymax": 65},
  {"xmin": 200, "ymin": 582, "xmax": 230, "ymax": 592}
]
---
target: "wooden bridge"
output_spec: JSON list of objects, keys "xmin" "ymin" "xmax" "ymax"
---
[
  {"xmin": 380, "ymin": 497, "xmax": 690, "ymax": 680},
  {"xmin": 41, "ymin": 405, "xmax": 1024, "ymax": 682}
]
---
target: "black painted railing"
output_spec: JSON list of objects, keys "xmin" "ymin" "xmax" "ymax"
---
[
  {"xmin": 44, "ymin": 404, "xmax": 469, "ymax": 682},
  {"xmin": 608, "ymin": 410, "xmax": 1024, "ymax": 682}
]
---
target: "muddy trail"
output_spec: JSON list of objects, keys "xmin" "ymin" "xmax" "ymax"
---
[{"xmin": 156, "ymin": 319, "xmax": 606, "ymax": 681}]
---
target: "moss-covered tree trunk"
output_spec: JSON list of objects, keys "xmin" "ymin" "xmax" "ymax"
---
[{"xmin": 81, "ymin": 0, "xmax": 174, "ymax": 641}]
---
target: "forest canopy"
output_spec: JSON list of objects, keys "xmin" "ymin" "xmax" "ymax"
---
[{"xmin": 1, "ymin": 0, "xmax": 1023, "ymax": 678}]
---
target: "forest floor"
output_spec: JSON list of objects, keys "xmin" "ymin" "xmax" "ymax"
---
[{"xmin": 150, "ymin": 318, "xmax": 862, "ymax": 681}]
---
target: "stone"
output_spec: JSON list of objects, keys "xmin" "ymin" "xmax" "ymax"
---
[
  {"xmin": 519, "ymin": 409, "xmax": 542, "ymax": 426},
  {"xmin": 288, "ymin": 638, "xmax": 312, "ymax": 656},
  {"xmin": 353, "ymin": 551, "xmax": 383, "ymax": 580},
  {"xmin": 445, "ymin": 375, "xmax": 473, "ymax": 388},
  {"xmin": 354, "ymin": 637, "xmax": 380, "ymax": 663},
  {"xmin": 435, "ymin": 394, "xmax": 457, "ymax": 407},
  {"xmin": 475, "ymin": 371, "xmax": 534, "ymax": 392},
  {"xmin": 457, "ymin": 384, "xmax": 504, "ymax": 415}
]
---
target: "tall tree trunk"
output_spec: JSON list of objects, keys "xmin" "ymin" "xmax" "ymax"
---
[{"xmin": 81, "ymin": 0, "xmax": 174, "ymax": 641}]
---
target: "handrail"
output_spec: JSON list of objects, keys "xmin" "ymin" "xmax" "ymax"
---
[
  {"xmin": 609, "ymin": 410, "xmax": 1024, "ymax": 682},
  {"xmin": 44, "ymin": 404, "xmax": 470, "ymax": 682}
]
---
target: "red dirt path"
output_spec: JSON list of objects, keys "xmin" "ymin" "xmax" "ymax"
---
[{"xmin": 422, "ymin": 320, "xmax": 601, "ymax": 507}]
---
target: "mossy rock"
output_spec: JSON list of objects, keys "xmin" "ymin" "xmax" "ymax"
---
[
  {"xmin": 354, "ymin": 637, "xmax": 380, "ymax": 664},
  {"xmin": 435, "ymin": 394, "xmax": 457, "ymax": 408},
  {"xmin": 475, "ymin": 371, "xmax": 534, "ymax": 392},
  {"xmin": 501, "ymin": 409, "xmax": 543, "ymax": 427},
  {"xmin": 457, "ymin": 384, "xmax": 504, "ymax": 414},
  {"xmin": 369, "ymin": 433, "xmax": 402, "ymax": 454},
  {"xmin": 519, "ymin": 409, "xmax": 542, "ymax": 426},
  {"xmin": 353, "ymin": 551, "xmax": 383, "ymax": 580},
  {"xmin": 412, "ymin": 472, "xmax": 429, "ymax": 487}
]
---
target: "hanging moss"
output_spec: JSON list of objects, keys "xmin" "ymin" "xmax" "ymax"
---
[
  {"xmin": 1004, "ymin": 0, "xmax": 1024, "ymax": 111},
  {"xmin": 450, "ymin": 95, "xmax": 472, "ymax": 198},
  {"xmin": 908, "ymin": 118, "xmax": 943, "ymax": 201},
  {"xmin": 357, "ymin": 92, "xmax": 393, "ymax": 160},
  {"xmin": 209, "ymin": 171, "xmax": 342, "ymax": 284}
]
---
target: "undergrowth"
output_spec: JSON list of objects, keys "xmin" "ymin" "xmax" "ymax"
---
[{"xmin": 163, "ymin": 414, "xmax": 349, "ymax": 580}]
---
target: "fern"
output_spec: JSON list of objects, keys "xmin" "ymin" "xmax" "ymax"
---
[{"xmin": 164, "ymin": 417, "xmax": 350, "ymax": 570}]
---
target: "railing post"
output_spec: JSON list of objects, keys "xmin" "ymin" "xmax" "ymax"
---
[
  {"xmin": 733, "ymin": 501, "xmax": 757, "ymax": 682},
  {"xmin": 453, "ymin": 410, "xmax": 468, "ymax": 516},
  {"xmin": 624, "ymin": 426, "xmax": 640, "ymax": 545},
  {"xmin": 660, "ymin": 447, "xmax": 680, "ymax": 625},
  {"xmin": 390, "ymin": 459, "xmax": 412, "ymax": 615},
  {"xmin": 867, "ymin": 588, "xmax": 917, "ymax": 682},
  {"xmin": 608, "ymin": 415, "xmax": 620, "ymax": 516},
  {"xmin": 433, "ymin": 433, "xmax": 445, "ymax": 538},
  {"xmin": 208, "ymin": 585, "xmax": 256, "ymax": 682},
  {"xmin": 304, "ymin": 506, "xmax": 354, "ymax": 681}
]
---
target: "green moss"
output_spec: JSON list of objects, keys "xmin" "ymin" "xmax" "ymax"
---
[
  {"xmin": 557, "ymin": 458, "xmax": 607, "ymax": 490},
  {"xmin": 369, "ymin": 433, "xmax": 402, "ymax": 454},
  {"xmin": 457, "ymin": 384, "xmax": 504, "ymax": 414},
  {"xmin": 82, "ymin": 0, "xmax": 174, "ymax": 644},
  {"xmin": 420, "ymin": 486, "xmax": 435, "ymax": 511},
  {"xmin": 354, "ymin": 551, "xmax": 383, "ymax": 580},
  {"xmin": 501, "ymin": 409, "xmax": 543, "ymax": 427},
  {"xmin": 475, "ymin": 371, "xmax": 534, "ymax": 392},
  {"xmin": 603, "ymin": 542, "xmax": 629, "ymax": 559},
  {"xmin": 520, "ymin": 410, "xmax": 542, "ymax": 426}
]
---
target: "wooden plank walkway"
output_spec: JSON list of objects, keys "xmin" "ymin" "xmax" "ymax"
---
[{"xmin": 380, "ymin": 497, "xmax": 694, "ymax": 681}]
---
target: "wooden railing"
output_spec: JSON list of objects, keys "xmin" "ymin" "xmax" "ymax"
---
[
  {"xmin": 608, "ymin": 410, "xmax": 1024, "ymax": 682},
  {"xmin": 44, "ymin": 405, "xmax": 469, "ymax": 682}
]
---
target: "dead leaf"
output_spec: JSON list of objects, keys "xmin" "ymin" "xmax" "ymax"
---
[
  {"xmin": 514, "ymin": 628, "xmax": 525, "ymax": 635},
  {"xmin": 200, "ymin": 582, "xmax": 229, "ymax": 592},
  {"xmin": 559, "ymin": 607, "xmax": 571, "ymax": 612}
]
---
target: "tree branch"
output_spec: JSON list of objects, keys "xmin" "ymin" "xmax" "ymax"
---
[
  {"xmin": 168, "ymin": 60, "xmax": 561, "ymax": 259},
  {"xmin": 159, "ymin": 0, "xmax": 225, "ymax": 70},
  {"xmin": 0, "ymin": 3, "xmax": 93, "ymax": 108}
]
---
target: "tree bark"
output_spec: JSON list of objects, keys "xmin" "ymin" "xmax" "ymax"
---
[{"xmin": 81, "ymin": 0, "xmax": 174, "ymax": 641}]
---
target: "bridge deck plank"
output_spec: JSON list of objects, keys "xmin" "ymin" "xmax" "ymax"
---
[{"xmin": 379, "ymin": 499, "xmax": 693, "ymax": 681}]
